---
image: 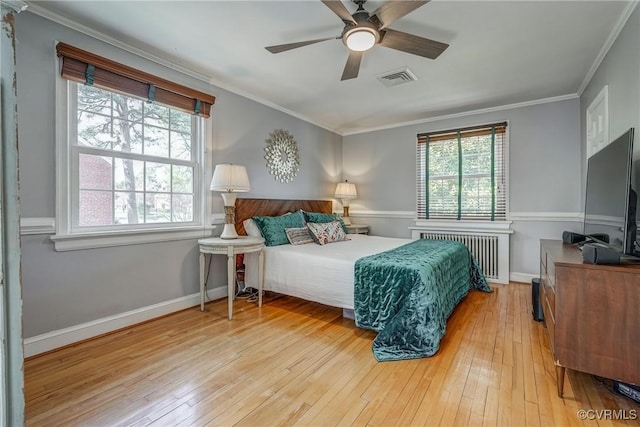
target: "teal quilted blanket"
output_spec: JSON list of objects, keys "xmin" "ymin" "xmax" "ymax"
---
[{"xmin": 354, "ymin": 239, "xmax": 491, "ymax": 361}]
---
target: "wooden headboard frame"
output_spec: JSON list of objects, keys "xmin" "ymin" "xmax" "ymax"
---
[{"xmin": 235, "ymin": 198, "xmax": 333, "ymax": 235}]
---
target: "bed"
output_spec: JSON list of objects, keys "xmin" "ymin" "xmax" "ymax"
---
[{"xmin": 236, "ymin": 198, "xmax": 491, "ymax": 361}]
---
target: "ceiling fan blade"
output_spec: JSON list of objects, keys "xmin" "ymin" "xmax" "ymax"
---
[
  {"xmin": 371, "ymin": 0, "xmax": 430, "ymax": 29},
  {"xmin": 321, "ymin": 0, "xmax": 356, "ymax": 24},
  {"xmin": 341, "ymin": 51, "xmax": 362, "ymax": 81},
  {"xmin": 379, "ymin": 28, "xmax": 448, "ymax": 59},
  {"xmin": 265, "ymin": 37, "xmax": 336, "ymax": 54}
]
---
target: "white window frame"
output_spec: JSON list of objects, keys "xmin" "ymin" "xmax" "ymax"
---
[{"xmin": 52, "ymin": 78, "xmax": 213, "ymax": 251}]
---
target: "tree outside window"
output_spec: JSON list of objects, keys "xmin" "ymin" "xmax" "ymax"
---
[
  {"xmin": 417, "ymin": 123, "xmax": 507, "ymax": 220},
  {"xmin": 74, "ymin": 84, "xmax": 196, "ymax": 228}
]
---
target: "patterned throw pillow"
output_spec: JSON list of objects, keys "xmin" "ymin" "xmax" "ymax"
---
[
  {"xmin": 302, "ymin": 210, "xmax": 349, "ymax": 234},
  {"xmin": 306, "ymin": 221, "xmax": 350, "ymax": 245},
  {"xmin": 285, "ymin": 227, "xmax": 314, "ymax": 245},
  {"xmin": 252, "ymin": 211, "xmax": 306, "ymax": 246}
]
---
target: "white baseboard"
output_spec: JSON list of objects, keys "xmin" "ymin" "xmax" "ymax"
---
[
  {"xmin": 510, "ymin": 272, "xmax": 537, "ymax": 284},
  {"xmin": 24, "ymin": 287, "xmax": 227, "ymax": 357}
]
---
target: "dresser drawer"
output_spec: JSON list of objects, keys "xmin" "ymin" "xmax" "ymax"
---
[
  {"xmin": 544, "ymin": 295, "xmax": 556, "ymax": 352},
  {"xmin": 542, "ymin": 274, "xmax": 555, "ymax": 315},
  {"xmin": 547, "ymin": 259, "xmax": 555, "ymax": 290}
]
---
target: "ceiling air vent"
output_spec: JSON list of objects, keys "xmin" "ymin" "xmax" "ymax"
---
[{"xmin": 376, "ymin": 67, "xmax": 418, "ymax": 87}]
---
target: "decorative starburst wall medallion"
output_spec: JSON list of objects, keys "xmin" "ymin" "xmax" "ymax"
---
[{"xmin": 264, "ymin": 129, "xmax": 300, "ymax": 183}]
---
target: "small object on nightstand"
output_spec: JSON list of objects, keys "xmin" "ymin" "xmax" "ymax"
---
[{"xmin": 346, "ymin": 224, "xmax": 369, "ymax": 235}]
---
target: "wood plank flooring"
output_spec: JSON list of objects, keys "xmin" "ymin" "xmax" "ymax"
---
[{"xmin": 25, "ymin": 283, "xmax": 640, "ymax": 426}]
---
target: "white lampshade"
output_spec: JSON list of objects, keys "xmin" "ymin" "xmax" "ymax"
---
[
  {"xmin": 210, "ymin": 164, "xmax": 250, "ymax": 192},
  {"xmin": 335, "ymin": 181, "xmax": 357, "ymax": 199}
]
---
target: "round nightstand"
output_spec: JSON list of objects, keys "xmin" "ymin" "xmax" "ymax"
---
[
  {"xmin": 346, "ymin": 224, "xmax": 369, "ymax": 235},
  {"xmin": 198, "ymin": 236, "xmax": 265, "ymax": 319}
]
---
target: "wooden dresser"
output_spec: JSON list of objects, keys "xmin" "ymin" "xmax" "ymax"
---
[{"xmin": 539, "ymin": 239, "xmax": 640, "ymax": 397}]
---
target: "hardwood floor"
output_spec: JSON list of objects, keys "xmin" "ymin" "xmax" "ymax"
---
[{"xmin": 25, "ymin": 283, "xmax": 640, "ymax": 426}]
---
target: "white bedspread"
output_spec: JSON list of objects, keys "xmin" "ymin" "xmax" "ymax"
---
[{"xmin": 244, "ymin": 235, "xmax": 410, "ymax": 309}]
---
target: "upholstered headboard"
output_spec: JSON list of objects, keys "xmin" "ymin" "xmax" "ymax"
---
[{"xmin": 235, "ymin": 198, "xmax": 333, "ymax": 235}]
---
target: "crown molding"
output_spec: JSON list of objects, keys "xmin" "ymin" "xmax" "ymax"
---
[
  {"xmin": 577, "ymin": 1, "xmax": 639, "ymax": 96},
  {"xmin": 341, "ymin": 94, "xmax": 579, "ymax": 136},
  {"xmin": 2, "ymin": 0, "xmax": 27, "ymax": 13},
  {"xmin": 26, "ymin": 0, "xmax": 624, "ymax": 138},
  {"xmin": 25, "ymin": 3, "xmax": 213, "ymax": 82},
  {"xmin": 24, "ymin": 2, "xmax": 339, "ymax": 136}
]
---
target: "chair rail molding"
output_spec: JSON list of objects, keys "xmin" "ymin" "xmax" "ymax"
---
[
  {"xmin": 349, "ymin": 210, "xmax": 582, "ymax": 223},
  {"xmin": 20, "ymin": 217, "xmax": 56, "ymax": 235}
]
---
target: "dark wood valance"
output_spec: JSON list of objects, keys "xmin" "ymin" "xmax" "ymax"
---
[{"xmin": 56, "ymin": 42, "xmax": 215, "ymax": 118}]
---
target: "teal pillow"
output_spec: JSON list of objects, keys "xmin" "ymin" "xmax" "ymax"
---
[
  {"xmin": 302, "ymin": 210, "xmax": 348, "ymax": 234},
  {"xmin": 252, "ymin": 211, "xmax": 306, "ymax": 246}
]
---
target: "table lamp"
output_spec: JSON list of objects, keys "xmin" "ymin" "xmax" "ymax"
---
[
  {"xmin": 210, "ymin": 164, "xmax": 250, "ymax": 239},
  {"xmin": 335, "ymin": 180, "xmax": 357, "ymax": 226}
]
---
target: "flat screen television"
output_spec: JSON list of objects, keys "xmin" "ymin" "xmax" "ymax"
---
[{"xmin": 583, "ymin": 128, "xmax": 636, "ymax": 256}]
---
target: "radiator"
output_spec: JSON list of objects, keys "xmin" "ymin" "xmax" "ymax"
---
[{"xmin": 419, "ymin": 232, "xmax": 499, "ymax": 281}]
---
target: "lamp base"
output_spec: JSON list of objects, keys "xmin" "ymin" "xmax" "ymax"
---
[
  {"xmin": 342, "ymin": 205, "xmax": 352, "ymax": 225},
  {"xmin": 219, "ymin": 192, "xmax": 239, "ymax": 239},
  {"xmin": 220, "ymin": 223, "xmax": 239, "ymax": 239}
]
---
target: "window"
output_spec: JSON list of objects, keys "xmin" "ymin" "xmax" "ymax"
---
[
  {"xmin": 53, "ymin": 43, "xmax": 216, "ymax": 250},
  {"xmin": 417, "ymin": 123, "xmax": 507, "ymax": 220},
  {"xmin": 73, "ymin": 84, "xmax": 198, "ymax": 228}
]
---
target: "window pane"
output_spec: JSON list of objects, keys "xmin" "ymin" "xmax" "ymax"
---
[
  {"xmin": 79, "ymin": 154, "xmax": 112, "ymax": 190},
  {"xmin": 77, "ymin": 113, "xmax": 113, "ymax": 150},
  {"xmin": 144, "ymin": 125, "xmax": 170, "ymax": 158},
  {"xmin": 114, "ymin": 158, "xmax": 143, "ymax": 191},
  {"xmin": 77, "ymin": 85, "xmax": 111, "ymax": 116},
  {"xmin": 429, "ymin": 140, "xmax": 458, "ymax": 176},
  {"xmin": 112, "ymin": 94, "xmax": 143, "ymax": 122},
  {"xmin": 114, "ymin": 192, "xmax": 144, "ymax": 225},
  {"xmin": 170, "ymin": 110, "xmax": 191, "ymax": 133},
  {"xmin": 170, "ymin": 131, "xmax": 192, "ymax": 160},
  {"xmin": 172, "ymin": 194, "xmax": 193, "ymax": 222},
  {"xmin": 146, "ymin": 162, "xmax": 171, "ymax": 192},
  {"xmin": 172, "ymin": 165, "xmax": 193, "ymax": 193},
  {"xmin": 111, "ymin": 119, "xmax": 143, "ymax": 154},
  {"xmin": 462, "ymin": 177, "xmax": 491, "ymax": 213},
  {"xmin": 429, "ymin": 178, "xmax": 458, "ymax": 216},
  {"xmin": 71, "ymin": 83, "xmax": 200, "ymax": 231},
  {"xmin": 144, "ymin": 103, "xmax": 170, "ymax": 128},
  {"xmin": 418, "ymin": 125, "xmax": 506, "ymax": 220},
  {"xmin": 79, "ymin": 190, "xmax": 113, "ymax": 226},
  {"xmin": 145, "ymin": 193, "xmax": 171, "ymax": 223}
]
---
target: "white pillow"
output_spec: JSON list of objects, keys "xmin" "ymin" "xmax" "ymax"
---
[{"xmin": 243, "ymin": 218, "xmax": 263, "ymax": 237}]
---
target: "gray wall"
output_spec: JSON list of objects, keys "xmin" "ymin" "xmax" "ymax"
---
[
  {"xmin": 580, "ymin": 6, "xmax": 640, "ymax": 202},
  {"xmin": 343, "ymin": 98, "xmax": 583, "ymax": 276},
  {"xmin": 16, "ymin": 12, "xmax": 341, "ymax": 338}
]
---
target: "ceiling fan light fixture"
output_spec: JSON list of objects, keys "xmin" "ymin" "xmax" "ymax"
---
[{"xmin": 345, "ymin": 28, "xmax": 377, "ymax": 52}]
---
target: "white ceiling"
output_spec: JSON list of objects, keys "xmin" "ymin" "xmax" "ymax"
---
[{"xmin": 29, "ymin": 0, "xmax": 633, "ymax": 135}]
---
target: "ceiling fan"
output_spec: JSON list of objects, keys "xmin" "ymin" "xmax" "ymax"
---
[{"xmin": 265, "ymin": 0, "xmax": 449, "ymax": 81}]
